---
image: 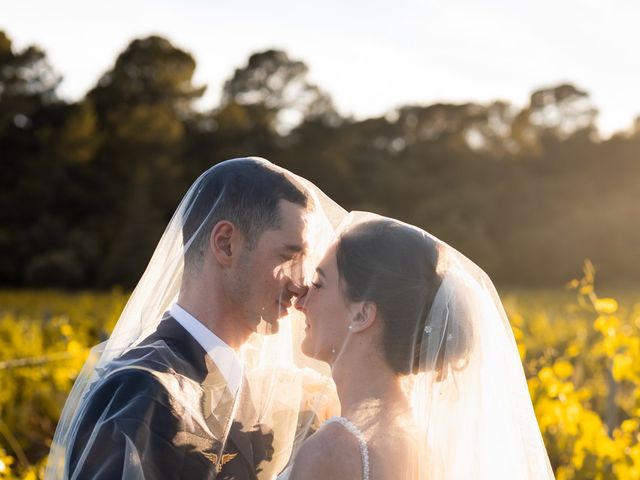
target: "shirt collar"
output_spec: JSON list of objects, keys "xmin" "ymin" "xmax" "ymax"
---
[{"xmin": 170, "ymin": 303, "xmax": 243, "ymax": 395}]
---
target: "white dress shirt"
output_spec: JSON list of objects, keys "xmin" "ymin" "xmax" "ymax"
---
[{"xmin": 170, "ymin": 303, "xmax": 243, "ymax": 395}]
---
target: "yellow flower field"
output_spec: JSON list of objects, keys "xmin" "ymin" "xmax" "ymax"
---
[{"xmin": 0, "ymin": 264, "xmax": 639, "ymax": 479}]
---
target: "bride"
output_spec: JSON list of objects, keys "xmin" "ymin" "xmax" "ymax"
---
[{"xmin": 283, "ymin": 212, "xmax": 554, "ymax": 479}]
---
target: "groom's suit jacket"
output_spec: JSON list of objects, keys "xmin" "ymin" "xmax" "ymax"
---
[{"xmin": 67, "ymin": 316, "xmax": 273, "ymax": 479}]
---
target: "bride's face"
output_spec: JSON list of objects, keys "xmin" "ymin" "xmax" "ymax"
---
[{"xmin": 297, "ymin": 243, "xmax": 352, "ymax": 363}]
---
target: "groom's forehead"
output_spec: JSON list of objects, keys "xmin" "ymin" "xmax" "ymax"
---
[
  {"xmin": 259, "ymin": 214, "xmax": 307, "ymax": 251},
  {"xmin": 277, "ymin": 201, "xmax": 308, "ymax": 233},
  {"xmin": 268, "ymin": 226, "xmax": 307, "ymax": 251},
  {"xmin": 250, "ymin": 200, "xmax": 309, "ymax": 253}
]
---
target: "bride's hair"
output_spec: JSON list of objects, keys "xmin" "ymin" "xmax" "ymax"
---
[{"xmin": 336, "ymin": 219, "xmax": 468, "ymax": 375}]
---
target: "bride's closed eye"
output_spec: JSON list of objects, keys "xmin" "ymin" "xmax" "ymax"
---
[{"xmin": 310, "ymin": 273, "xmax": 323, "ymax": 289}]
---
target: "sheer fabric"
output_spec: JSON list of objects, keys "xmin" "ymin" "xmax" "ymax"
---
[
  {"xmin": 284, "ymin": 212, "xmax": 554, "ymax": 480},
  {"xmin": 45, "ymin": 158, "xmax": 346, "ymax": 479}
]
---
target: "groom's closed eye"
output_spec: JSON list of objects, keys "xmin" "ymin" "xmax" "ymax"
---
[
  {"xmin": 282, "ymin": 243, "xmax": 305, "ymax": 254},
  {"xmin": 279, "ymin": 243, "xmax": 306, "ymax": 263}
]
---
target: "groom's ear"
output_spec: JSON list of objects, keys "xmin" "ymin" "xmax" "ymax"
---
[
  {"xmin": 210, "ymin": 220, "xmax": 240, "ymax": 267},
  {"xmin": 350, "ymin": 302, "xmax": 377, "ymax": 333}
]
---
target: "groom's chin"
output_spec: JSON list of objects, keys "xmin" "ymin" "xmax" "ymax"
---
[{"xmin": 255, "ymin": 317, "xmax": 280, "ymax": 335}]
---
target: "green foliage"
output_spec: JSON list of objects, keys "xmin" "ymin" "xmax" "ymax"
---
[
  {"xmin": 221, "ymin": 49, "xmax": 338, "ymax": 134},
  {"xmin": 1, "ymin": 29, "xmax": 640, "ymax": 287},
  {"xmin": 0, "ymin": 290, "xmax": 127, "ymax": 478},
  {"xmin": 0, "ymin": 31, "xmax": 60, "ymax": 132}
]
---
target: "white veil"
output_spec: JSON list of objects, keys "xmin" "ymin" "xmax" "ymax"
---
[
  {"xmin": 45, "ymin": 157, "xmax": 346, "ymax": 479},
  {"xmin": 285, "ymin": 211, "xmax": 554, "ymax": 479},
  {"xmin": 412, "ymin": 232, "xmax": 554, "ymax": 478}
]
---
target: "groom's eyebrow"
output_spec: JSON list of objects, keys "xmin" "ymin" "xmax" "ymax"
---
[
  {"xmin": 282, "ymin": 243, "xmax": 305, "ymax": 253},
  {"xmin": 316, "ymin": 268, "xmax": 326, "ymax": 279}
]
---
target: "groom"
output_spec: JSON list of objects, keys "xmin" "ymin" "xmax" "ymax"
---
[{"xmin": 66, "ymin": 159, "xmax": 310, "ymax": 479}]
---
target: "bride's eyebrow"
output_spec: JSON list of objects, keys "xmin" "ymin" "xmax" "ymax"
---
[{"xmin": 315, "ymin": 267, "xmax": 327, "ymax": 279}]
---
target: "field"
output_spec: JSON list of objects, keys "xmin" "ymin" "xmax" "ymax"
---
[{"xmin": 0, "ymin": 263, "xmax": 639, "ymax": 479}]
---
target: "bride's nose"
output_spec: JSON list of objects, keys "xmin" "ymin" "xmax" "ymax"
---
[{"xmin": 294, "ymin": 285, "xmax": 309, "ymax": 311}]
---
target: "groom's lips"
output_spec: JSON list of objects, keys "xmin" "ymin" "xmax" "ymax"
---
[
  {"xmin": 278, "ymin": 300, "xmax": 292, "ymax": 310},
  {"xmin": 276, "ymin": 300, "xmax": 291, "ymax": 315}
]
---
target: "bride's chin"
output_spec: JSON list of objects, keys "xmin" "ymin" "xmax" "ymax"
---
[
  {"xmin": 300, "ymin": 336, "xmax": 314, "ymax": 357},
  {"xmin": 300, "ymin": 336, "xmax": 324, "ymax": 361}
]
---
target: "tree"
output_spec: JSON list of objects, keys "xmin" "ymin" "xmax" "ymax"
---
[
  {"xmin": 89, "ymin": 35, "xmax": 204, "ymax": 116},
  {"xmin": 0, "ymin": 30, "xmax": 61, "ymax": 134},
  {"xmin": 86, "ymin": 36, "xmax": 206, "ymax": 286},
  {"xmin": 393, "ymin": 102, "xmax": 518, "ymax": 155},
  {"xmin": 0, "ymin": 32, "xmax": 71, "ymax": 285},
  {"xmin": 221, "ymin": 49, "xmax": 338, "ymax": 134},
  {"xmin": 513, "ymin": 83, "xmax": 598, "ymax": 149}
]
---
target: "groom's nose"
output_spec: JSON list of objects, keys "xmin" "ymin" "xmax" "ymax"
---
[
  {"xmin": 288, "ymin": 282, "xmax": 308, "ymax": 299},
  {"xmin": 291, "ymin": 285, "xmax": 309, "ymax": 311}
]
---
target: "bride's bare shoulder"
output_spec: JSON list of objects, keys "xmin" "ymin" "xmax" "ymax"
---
[{"xmin": 288, "ymin": 422, "xmax": 362, "ymax": 480}]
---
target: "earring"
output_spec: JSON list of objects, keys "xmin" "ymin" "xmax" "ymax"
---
[
  {"xmin": 348, "ymin": 325, "xmax": 353, "ymax": 331},
  {"xmin": 331, "ymin": 348, "xmax": 336, "ymax": 354}
]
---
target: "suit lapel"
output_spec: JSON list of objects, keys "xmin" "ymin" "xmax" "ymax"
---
[
  {"xmin": 201, "ymin": 355, "xmax": 256, "ymax": 472},
  {"xmin": 201, "ymin": 361, "xmax": 235, "ymax": 441},
  {"xmin": 153, "ymin": 316, "xmax": 258, "ymax": 475}
]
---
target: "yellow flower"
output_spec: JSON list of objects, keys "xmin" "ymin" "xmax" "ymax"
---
[
  {"xmin": 553, "ymin": 360, "xmax": 574, "ymax": 379},
  {"xmin": 60, "ymin": 324, "xmax": 73, "ymax": 336},
  {"xmin": 538, "ymin": 367, "xmax": 554, "ymax": 383},
  {"xmin": 594, "ymin": 298, "xmax": 619, "ymax": 314},
  {"xmin": 621, "ymin": 419, "xmax": 639, "ymax": 434},
  {"xmin": 612, "ymin": 354, "xmax": 633, "ymax": 382},
  {"xmin": 67, "ymin": 340, "xmax": 84, "ymax": 354},
  {"xmin": 0, "ymin": 451, "xmax": 14, "ymax": 474}
]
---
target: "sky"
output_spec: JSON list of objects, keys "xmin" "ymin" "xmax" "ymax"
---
[{"xmin": 3, "ymin": 0, "xmax": 639, "ymax": 137}]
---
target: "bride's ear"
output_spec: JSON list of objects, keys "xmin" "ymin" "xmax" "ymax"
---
[{"xmin": 349, "ymin": 302, "xmax": 377, "ymax": 333}]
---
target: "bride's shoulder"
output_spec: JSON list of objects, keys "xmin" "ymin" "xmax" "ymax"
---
[{"xmin": 288, "ymin": 421, "xmax": 361, "ymax": 480}]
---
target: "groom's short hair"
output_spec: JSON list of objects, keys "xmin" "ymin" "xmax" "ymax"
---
[{"xmin": 182, "ymin": 158, "xmax": 308, "ymax": 269}]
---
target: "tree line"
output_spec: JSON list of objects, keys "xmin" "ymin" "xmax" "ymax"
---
[{"xmin": 1, "ymin": 31, "xmax": 639, "ymax": 288}]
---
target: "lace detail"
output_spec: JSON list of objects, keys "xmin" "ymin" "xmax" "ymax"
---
[{"xmin": 324, "ymin": 416, "xmax": 370, "ymax": 480}]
